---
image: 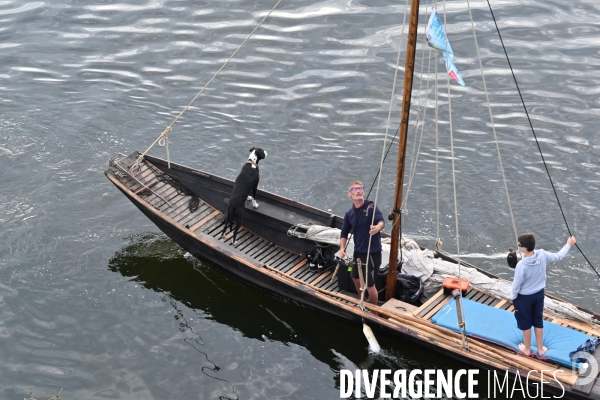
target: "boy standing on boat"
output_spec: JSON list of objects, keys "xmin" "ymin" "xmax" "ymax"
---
[
  {"xmin": 339, "ymin": 181, "xmax": 385, "ymax": 305},
  {"xmin": 512, "ymin": 233, "xmax": 576, "ymax": 356}
]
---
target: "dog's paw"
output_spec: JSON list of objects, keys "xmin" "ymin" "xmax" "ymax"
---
[
  {"xmin": 252, "ymin": 200, "xmax": 259, "ymax": 209},
  {"xmin": 247, "ymin": 196, "xmax": 253, "ymax": 201}
]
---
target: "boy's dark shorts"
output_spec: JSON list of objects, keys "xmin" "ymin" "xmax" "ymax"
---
[
  {"xmin": 351, "ymin": 251, "xmax": 381, "ymax": 288},
  {"xmin": 513, "ymin": 289, "xmax": 545, "ymax": 330}
]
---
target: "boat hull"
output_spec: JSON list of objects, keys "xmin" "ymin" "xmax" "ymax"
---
[{"xmin": 105, "ymin": 152, "xmax": 600, "ymax": 399}]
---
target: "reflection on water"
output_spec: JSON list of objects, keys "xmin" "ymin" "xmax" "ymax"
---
[
  {"xmin": 108, "ymin": 234, "xmax": 239, "ymax": 400},
  {"xmin": 106, "ymin": 233, "xmax": 523, "ymax": 399},
  {"xmin": 108, "ymin": 233, "xmax": 311, "ymax": 344}
]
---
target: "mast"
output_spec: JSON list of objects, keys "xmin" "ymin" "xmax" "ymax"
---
[{"xmin": 385, "ymin": 0, "xmax": 421, "ymax": 301}]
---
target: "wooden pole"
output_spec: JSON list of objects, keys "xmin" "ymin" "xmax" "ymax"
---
[{"xmin": 385, "ymin": 0, "xmax": 421, "ymax": 301}]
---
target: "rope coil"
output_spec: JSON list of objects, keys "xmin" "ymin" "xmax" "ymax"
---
[{"xmin": 156, "ymin": 173, "xmax": 199, "ymax": 213}]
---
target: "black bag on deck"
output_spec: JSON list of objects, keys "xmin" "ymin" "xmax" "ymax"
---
[
  {"xmin": 304, "ymin": 248, "xmax": 321, "ymax": 272},
  {"xmin": 336, "ymin": 258, "xmax": 357, "ymax": 294},
  {"xmin": 305, "ymin": 246, "xmax": 336, "ymax": 273},
  {"xmin": 395, "ymin": 274, "xmax": 423, "ymax": 304},
  {"xmin": 375, "ymin": 263, "xmax": 389, "ymax": 301}
]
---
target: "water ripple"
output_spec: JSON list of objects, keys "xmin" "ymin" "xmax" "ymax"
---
[
  {"xmin": 2, "ymin": 0, "xmax": 600, "ymax": 398},
  {"xmin": 0, "ymin": 1, "xmax": 44, "ymax": 15}
]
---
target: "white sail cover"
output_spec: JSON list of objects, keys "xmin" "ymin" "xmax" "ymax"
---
[
  {"xmin": 288, "ymin": 223, "xmax": 597, "ymax": 324},
  {"xmin": 287, "ymin": 223, "xmax": 341, "ymax": 245}
]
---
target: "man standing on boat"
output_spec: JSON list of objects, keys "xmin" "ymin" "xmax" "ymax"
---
[
  {"xmin": 512, "ymin": 233, "xmax": 576, "ymax": 356},
  {"xmin": 339, "ymin": 181, "xmax": 385, "ymax": 305}
]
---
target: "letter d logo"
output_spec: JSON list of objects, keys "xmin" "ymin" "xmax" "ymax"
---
[{"xmin": 571, "ymin": 351, "xmax": 598, "ymax": 387}]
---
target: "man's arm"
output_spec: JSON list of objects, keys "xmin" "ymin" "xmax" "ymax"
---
[
  {"xmin": 339, "ymin": 237, "xmax": 347, "ymax": 258},
  {"xmin": 339, "ymin": 212, "xmax": 350, "ymax": 258},
  {"xmin": 369, "ymin": 221, "xmax": 384, "ymax": 236},
  {"xmin": 368, "ymin": 206, "xmax": 385, "ymax": 236}
]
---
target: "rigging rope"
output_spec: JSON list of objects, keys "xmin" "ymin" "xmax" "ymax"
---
[
  {"xmin": 434, "ymin": 26, "xmax": 442, "ymax": 252},
  {"xmin": 465, "ymin": 0, "xmax": 519, "ymax": 249},
  {"xmin": 129, "ymin": 0, "xmax": 284, "ymax": 173},
  {"xmin": 365, "ymin": 127, "xmax": 399, "ymax": 200},
  {"xmin": 486, "ymin": 0, "xmax": 600, "ymax": 280},
  {"xmin": 402, "ymin": 40, "xmax": 434, "ymax": 211},
  {"xmin": 358, "ymin": 0, "xmax": 411, "ymax": 310},
  {"xmin": 442, "ymin": 0, "xmax": 469, "ymax": 351}
]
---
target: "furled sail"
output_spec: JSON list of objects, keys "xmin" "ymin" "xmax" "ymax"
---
[{"xmin": 426, "ymin": 9, "xmax": 466, "ymax": 87}]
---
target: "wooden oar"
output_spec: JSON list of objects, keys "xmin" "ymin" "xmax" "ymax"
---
[
  {"xmin": 330, "ymin": 263, "xmax": 340, "ymax": 283},
  {"xmin": 356, "ymin": 259, "xmax": 366, "ymax": 298}
]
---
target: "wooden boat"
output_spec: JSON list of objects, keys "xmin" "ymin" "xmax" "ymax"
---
[
  {"xmin": 105, "ymin": 1, "xmax": 600, "ymax": 398},
  {"xmin": 105, "ymin": 150, "xmax": 600, "ymax": 398}
]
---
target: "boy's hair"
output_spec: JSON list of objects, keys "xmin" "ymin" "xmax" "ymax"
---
[
  {"xmin": 348, "ymin": 180, "xmax": 363, "ymax": 191},
  {"xmin": 518, "ymin": 233, "xmax": 536, "ymax": 252}
]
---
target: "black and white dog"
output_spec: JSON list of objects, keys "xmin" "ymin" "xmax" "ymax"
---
[{"xmin": 220, "ymin": 147, "xmax": 267, "ymax": 244}]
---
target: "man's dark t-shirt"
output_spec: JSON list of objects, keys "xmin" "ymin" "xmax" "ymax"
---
[{"xmin": 340, "ymin": 200, "xmax": 384, "ymax": 253}]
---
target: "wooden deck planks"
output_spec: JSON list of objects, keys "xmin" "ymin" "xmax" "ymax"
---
[
  {"xmin": 320, "ymin": 279, "xmax": 339, "ymax": 293},
  {"xmin": 284, "ymin": 260, "xmax": 307, "ymax": 275},
  {"xmin": 271, "ymin": 253, "xmax": 297, "ymax": 269},
  {"xmin": 415, "ymin": 290, "xmax": 446, "ymax": 318},
  {"xmin": 183, "ymin": 205, "xmax": 213, "ymax": 226},
  {"xmin": 247, "ymin": 241, "xmax": 273, "ymax": 258},
  {"xmin": 228, "ymin": 230, "xmax": 251, "ymax": 244},
  {"xmin": 258, "ymin": 247, "xmax": 284, "ymax": 263},
  {"xmin": 237, "ymin": 236, "xmax": 261, "ymax": 252},
  {"xmin": 190, "ymin": 210, "xmax": 221, "ymax": 232},
  {"xmin": 178, "ymin": 204, "xmax": 209, "ymax": 226},
  {"xmin": 294, "ymin": 269, "xmax": 314, "ymax": 282},
  {"xmin": 252, "ymin": 243, "xmax": 277, "ymax": 261},
  {"xmin": 203, "ymin": 217, "xmax": 225, "ymax": 234},
  {"xmin": 274, "ymin": 255, "xmax": 299, "ymax": 272},
  {"xmin": 265, "ymin": 248, "xmax": 291, "ymax": 265}
]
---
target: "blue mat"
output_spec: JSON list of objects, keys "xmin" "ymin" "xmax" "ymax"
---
[{"xmin": 431, "ymin": 297, "xmax": 595, "ymax": 370}]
